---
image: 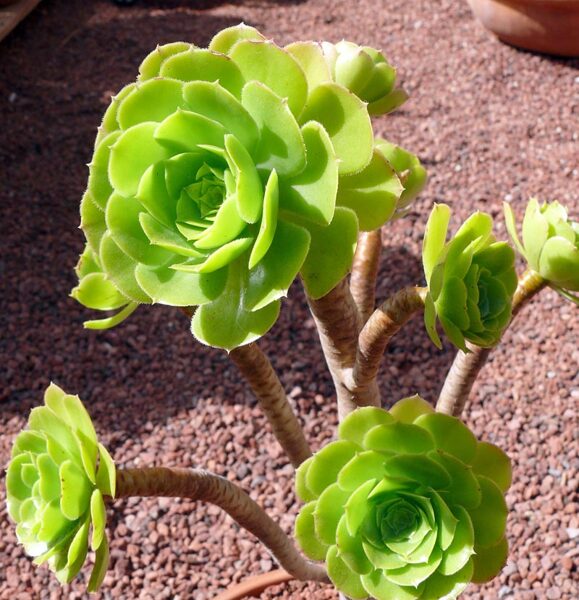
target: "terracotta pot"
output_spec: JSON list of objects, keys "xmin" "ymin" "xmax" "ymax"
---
[
  {"xmin": 0, "ymin": 0, "xmax": 21, "ymax": 6},
  {"xmin": 215, "ymin": 570, "xmax": 293, "ymax": 600},
  {"xmin": 467, "ymin": 0, "xmax": 579, "ymax": 56}
]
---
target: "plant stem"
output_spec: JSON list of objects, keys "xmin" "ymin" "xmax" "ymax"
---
[
  {"xmin": 352, "ymin": 286, "xmax": 426, "ymax": 404},
  {"xmin": 350, "ymin": 230, "xmax": 382, "ymax": 323},
  {"xmin": 229, "ymin": 343, "xmax": 311, "ymax": 468},
  {"xmin": 116, "ymin": 467, "xmax": 329, "ymax": 584},
  {"xmin": 436, "ymin": 269, "xmax": 547, "ymax": 416},
  {"xmin": 306, "ymin": 278, "xmax": 380, "ymax": 420}
]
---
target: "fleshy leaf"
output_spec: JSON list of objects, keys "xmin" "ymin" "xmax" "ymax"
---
[
  {"xmin": 306, "ymin": 440, "xmax": 358, "ymax": 496},
  {"xmin": 326, "ymin": 545, "xmax": 368, "ymax": 600},
  {"xmin": 471, "ymin": 441, "xmax": 512, "ymax": 493},
  {"xmin": 339, "ymin": 406, "xmax": 394, "ymax": 447},
  {"xmin": 414, "ymin": 413, "xmax": 478, "ymax": 463},
  {"xmin": 294, "ymin": 501, "xmax": 328, "ymax": 561},
  {"xmin": 389, "ymin": 395, "xmax": 434, "ymax": 424},
  {"xmin": 472, "ymin": 535, "xmax": 508, "ymax": 583}
]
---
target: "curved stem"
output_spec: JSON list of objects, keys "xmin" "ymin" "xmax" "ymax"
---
[
  {"xmin": 116, "ymin": 467, "xmax": 328, "ymax": 584},
  {"xmin": 436, "ymin": 270, "xmax": 547, "ymax": 416},
  {"xmin": 229, "ymin": 343, "xmax": 311, "ymax": 468},
  {"xmin": 350, "ymin": 230, "xmax": 382, "ymax": 323},
  {"xmin": 352, "ymin": 287, "xmax": 426, "ymax": 404}
]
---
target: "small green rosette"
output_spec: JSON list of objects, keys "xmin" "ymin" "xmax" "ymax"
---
[
  {"xmin": 504, "ymin": 198, "xmax": 579, "ymax": 302},
  {"xmin": 295, "ymin": 398, "xmax": 512, "ymax": 600},
  {"xmin": 422, "ymin": 204, "xmax": 517, "ymax": 351},
  {"xmin": 320, "ymin": 40, "xmax": 409, "ymax": 115},
  {"xmin": 72, "ymin": 24, "xmax": 422, "ymax": 350},
  {"xmin": 6, "ymin": 384, "xmax": 116, "ymax": 591}
]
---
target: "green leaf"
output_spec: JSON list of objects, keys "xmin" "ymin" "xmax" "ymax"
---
[
  {"xmin": 336, "ymin": 514, "xmax": 373, "ymax": 575},
  {"xmin": 87, "ymin": 533, "xmax": 109, "ymax": 592},
  {"xmin": 361, "ymin": 569, "xmax": 418, "ymax": 600},
  {"xmin": 87, "ymin": 131, "xmax": 121, "ymax": 211},
  {"xmin": 300, "ymin": 83, "xmax": 373, "ymax": 175},
  {"xmin": 224, "ymin": 134, "xmax": 263, "ymax": 224},
  {"xmin": 72, "ymin": 272, "xmax": 127, "ymax": 311},
  {"xmin": 84, "ymin": 302, "xmax": 138, "ymax": 331},
  {"xmin": 314, "ymin": 483, "xmax": 350, "ymax": 544},
  {"xmin": 300, "ymin": 206, "xmax": 358, "ymax": 299},
  {"xmin": 522, "ymin": 198, "xmax": 549, "ymax": 269},
  {"xmin": 241, "ymin": 81, "xmax": 306, "ymax": 177},
  {"xmin": 138, "ymin": 42, "xmax": 191, "ymax": 80},
  {"xmin": 344, "ymin": 479, "xmax": 376, "ymax": 536},
  {"xmin": 422, "ymin": 203, "xmax": 450, "ymax": 283},
  {"xmin": 28, "ymin": 407, "xmax": 80, "ymax": 463},
  {"xmin": 472, "ymin": 535, "xmax": 508, "ymax": 583},
  {"xmin": 154, "ymin": 109, "xmax": 227, "ymax": 153},
  {"xmin": 295, "ymin": 456, "xmax": 316, "ymax": 502},
  {"xmin": 364, "ymin": 423, "xmax": 435, "ymax": 455},
  {"xmin": 109, "ymin": 122, "xmax": 172, "ymax": 198},
  {"xmin": 439, "ymin": 314, "xmax": 468, "ymax": 352},
  {"xmin": 388, "ymin": 395, "xmax": 434, "ymax": 424},
  {"xmin": 37, "ymin": 454, "xmax": 60, "ymax": 503},
  {"xmin": 419, "ymin": 559, "xmax": 473, "ymax": 600},
  {"xmin": 294, "ymin": 501, "xmax": 328, "ymax": 561},
  {"xmin": 159, "ymin": 48, "xmax": 244, "ymax": 97},
  {"xmin": 466, "ymin": 475, "xmax": 507, "ymax": 548},
  {"xmin": 135, "ymin": 262, "xmax": 227, "ymax": 306},
  {"xmin": 230, "ymin": 40, "xmax": 308, "ymax": 117},
  {"xmin": 139, "ymin": 213, "xmax": 205, "ymax": 258},
  {"xmin": 363, "ymin": 541, "xmax": 407, "ymax": 570},
  {"xmin": 384, "ymin": 546, "xmax": 442, "ymax": 586},
  {"xmin": 208, "ymin": 24, "xmax": 265, "ymax": 55},
  {"xmin": 117, "ymin": 78, "xmax": 185, "ymax": 130},
  {"xmin": 285, "ymin": 41, "xmax": 332, "ymax": 90},
  {"xmin": 414, "ymin": 413, "xmax": 478, "ymax": 463},
  {"xmin": 278, "ymin": 120, "xmax": 338, "ymax": 226},
  {"xmin": 306, "ymin": 440, "xmax": 358, "ymax": 496},
  {"xmin": 326, "ymin": 545, "xmax": 368, "ymax": 599},
  {"xmin": 337, "ymin": 149, "xmax": 403, "ymax": 231},
  {"xmin": 245, "ymin": 220, "xmax": 310, "ymax": 311},
  {"xmin": 80, "ymin": 192, "xmax": 107, "ymax": 255},
  {"xmin": 471, "ymin": 441, "xmax": 512, "ymax": 493},
  {"xmin": 65, "ymin": 519, "xmax": 90, "ymax": 581},
  {"xmin": 539, "ymin": 236, "xmax": 579, "ymax": 290},
  {"xmin": 90, "ymin": 489, "xmax": 106, "ymax": 551},
  {"xmin": 96, "ymin": 443, "xmax": 116, "ymax": 498},
  {"xmin": 424, "ymin": 292, "xmax": 442, "ymax": 348},
  {"xmin": 178, "ymin": 237, "xmax": 253, "ymax": 274},
  {"xmin": 339, "ymin": 406, "xmax": 394, "ymax": 446},
  {"xmin": 384, "ymin": 455, "xmax": 450, "ymax": 490},
  {"xmin": 249, "ymin": 170, "xmax": 279, "ymax": 268},
  {"xmin": 438, "ymin": 506, "xmax": 474, "ymax": 576},
  {"xmin": 59, "ymin": 460, "xmax": 92, "ymax": 521},
  {"xmin": 429, "ymin": 489, "xmax": 458, "ymax": 552},
  {"xmin": 337, "ymin": 451, "xmax": 386, "ymax": 491},
  {"xmin": 182, "ymin": 81, "xmax": 259, "ymax": 152},
  {"xmin": 503, "ymin": 202, "xmax": 526, "ymax": 256}
]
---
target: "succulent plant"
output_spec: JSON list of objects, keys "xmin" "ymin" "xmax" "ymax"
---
[
  {"xmin": 6, "ymin": 384, "xmax": 116, "ymax": 591},
  {"xmin": 295, "ymin": 397, "xmax": 511, "ymax": 599},
  {"xmin": 422, "ymin": 204, "xmax": 517, "ymax": 351},
  {"xmin": 504, "ymin": 198, "xmax": 579, "ymax": 302},
  {"xmin": 71, "ymin": 23, "xmax": 425, "ymax": 350},
  {"xmin": 320, "ymin": 41, "xmax": 408, "ymax": 115}
]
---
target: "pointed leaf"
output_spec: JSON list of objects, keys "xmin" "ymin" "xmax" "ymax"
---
[{"xmin": 423, "ymin": 203, "xmax": 450, "ymax": 283}]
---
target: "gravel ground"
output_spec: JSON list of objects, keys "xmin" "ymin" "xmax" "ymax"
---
[{"xmin": 0, "ymin": 0, "xmax": 577, "ymax": 598}]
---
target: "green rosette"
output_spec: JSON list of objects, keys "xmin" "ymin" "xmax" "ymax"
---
[
  {"xmin": 504, "ymin": 198, "xmax": 579, "ymax": 302},
  {"xmin": 6, "ymin": 384, "xmax": 116, "ymax": 591},
  {"xmin": 72, "ymin": 24, "xmax": 425, "ymax": 350},
  {"xmin": 295, "ymin": 397, "xmax": 512, "ymax": 600},
  {"xmin": 422, "ymin": 204, "xmax": 517, "ymax": 351}
]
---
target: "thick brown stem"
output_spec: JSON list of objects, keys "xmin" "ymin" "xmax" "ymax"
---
[
  {"xmin": 436, "ymin": 270, "xmax": 547, "ymax": 416},
  {"xmin": 306, "ymin": 279, "xmax": 379, "ymax": 420},
  {"xmin": 350, "ymin": 230, "xmax": 382, "ymax": 323},
  {"xmin": 229, "ymin": 343, "xmax": 311, "ymax": 468},
  {"xmin": 353, "ymin": 287, "xmax": 426, "ymax": 401},
  {"xmin": 116, "ymin": 467, "xmax": 328, "ymax": 584}
]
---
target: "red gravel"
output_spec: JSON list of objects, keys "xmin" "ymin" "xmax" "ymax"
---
[{"xmin": 0, "ymin": 1, "xmax": 577, "ymax": 599}]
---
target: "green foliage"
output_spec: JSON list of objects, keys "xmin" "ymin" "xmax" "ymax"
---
[
  {"xmin": 295, "ymin": 399, "xmax": 511, "ymax": 599},
  {"xmin": 422, "ymin": 204, "xmax": 517, "ymax": 351},
  {"xmin": 72, "ymin": 24, "xmax": 425, "ymax": 350},
  {"xmin": 6, "ymin": 384, "xmax": 115, "ymax": 591},
  {"xmin": 504, "ymin": 198, "xmax": 579, "ymax": 301}
]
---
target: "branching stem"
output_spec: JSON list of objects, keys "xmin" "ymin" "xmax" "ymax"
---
[
  {"xmin": 436, "ymin": 270, "xmax": 547, "ymax": 416},
  {"xmin": 350, "ymin": 230, "xmax": 382, "ymax": 323},
  {"xmin": 116, "ymin": 467, "xmax": 328, "ymax": 584},
  {"xmin": 229, "ymin": 343, "xmax": 311, "ymax": 468}
]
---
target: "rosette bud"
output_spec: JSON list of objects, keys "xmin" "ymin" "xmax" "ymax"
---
[
  {"xmin": 6, "ymin": 384, "xmax": 116, "ymax": 591},
  {"xmin": 73, "ymin": 24, "xmax": 415, "ymax": 349},
  {"xmin": 321, "ymin": 41, "xmax": 408, "ymax": 115},
  {"xmin": 504, "ymin": 198, "xmax": 579, "ymax": 301},
  {"xmin": 295, "ymin": 397, "xmax": 511, "ymax": 600},
  {"xmin": 422, "ymin": 204, "xmax": 517, "ymax": 351}
]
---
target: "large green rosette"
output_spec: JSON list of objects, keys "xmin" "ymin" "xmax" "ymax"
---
[
  {"xmin": 422, "ymin": 204, "xmax": 517, "ymax": 351},
  {"xmin": 504, "ymin": 198, "xmax": 579, "ymax": 302},
  {"xmin": 6, "ymin": 384, "xmax": 116, "ymax": 591},
  {"xmin": 72, "ymin": 24, "xmax": 421, "ymax": 350},
  {"xmin": 295, "ymin": 397, "xmax": 512, "ymax": 599}
]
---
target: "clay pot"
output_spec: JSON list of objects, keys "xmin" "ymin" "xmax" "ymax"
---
[
  {"xmin": 215, "ymin": 570, "xmax": 293, "ymax": 600},
  {"xmin": 467, "ymin": 0, "xmax": 579, "ymax": 56},
  {"xmin": 0, "ymin": 0, "xmax": 21, "ymax": 6}
]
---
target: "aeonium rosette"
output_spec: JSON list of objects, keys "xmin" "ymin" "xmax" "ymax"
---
[
  {"xmin": 422, "ymin": 204, "xmax": 517, "ymax": 351},
  {"xmin": 295, "ymin": 397, "xmax": 511, "ymax": 599},
  {"xmin": 72, "ymin": 24, "xmax": 425, "ymax": 350},
  {"xmin": 6, "ymin": 384, "xmax": 116, "ymax": 591},
  {"xmin": 504, "ymin": 198, "xmax": 579, "ymax": 303}
]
